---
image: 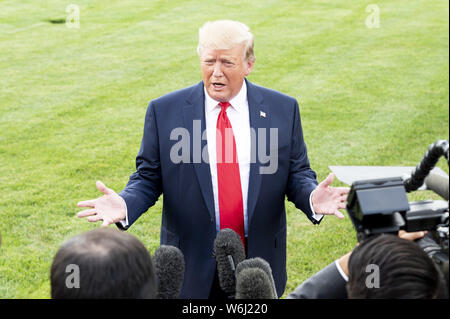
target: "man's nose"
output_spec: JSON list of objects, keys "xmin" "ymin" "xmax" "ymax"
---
[{"xmin": 212, "ymin": 63, "xmax": 224, "ymax": 77}]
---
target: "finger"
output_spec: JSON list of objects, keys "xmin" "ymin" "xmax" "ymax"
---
[
  {"xmin": 77, "ymin": 209, "xmax": 97, "ymax": 217},
  {"xmin": 328, "ymin": 189, "xmax": 348, "ymax": 200},
  {"xmin": 77, "ymin": 199, "xmax": 97, "ymax": 207},
  {"xmin": 318, "ymin": 173, "xmax": 335, "ymax": 188},
  {"xmin": 337, "ymin": 187, "xmax": 350, "ymax": 194},
  {"xmin": 398, "ymin": 230, "xmax": 427, "ymax": 241},
  {"xmin": 87, "ymin": 215, "xmax": 103, "ymax": 223},
  {"xmin": 96, "ymin": 180, "xmax": 112, "ymax": 195},
  {"xmin": 101, "ymin": 219, "xmax": 111, "ymax": 227},
  {"xmin": 334, "ymin": 210, "xmax": 345, "ymax": 219},
  {"xmin": 337, "ymin": 202, "xmax": 347, "ymax": 210},
  {"xmin": 329, "ymin": 187, "xmax": 350, "ymax": 197}
]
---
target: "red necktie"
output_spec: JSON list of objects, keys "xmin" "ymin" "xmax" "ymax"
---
[{"xmin": 216, "ymin": 102, "xmax": 245, "ymax": 247}]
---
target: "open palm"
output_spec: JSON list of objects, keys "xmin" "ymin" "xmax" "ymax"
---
[
  {"xmin": 77, "ymin": 181, "xmax": 127, "ymax": 227},
  {"xmin": 311, "ymin": 173, "xmax": 349, "ymax": 219}
]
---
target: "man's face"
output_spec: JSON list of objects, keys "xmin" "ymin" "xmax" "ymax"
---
[{"xmin": 200, "ymin": 44, "xmax": 254, "ymax": 102}]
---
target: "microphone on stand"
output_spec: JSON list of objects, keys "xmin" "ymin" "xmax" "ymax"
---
[
  {"xmin": 236, "ymin": 257, "xmax": 278, "ymax": 299},
  {"xmin": 153, "ymin": 245, "xmax": 185, "ymax": 299},
  {"xmin": 213, "ymin": 228, "xmax": 246, "ymax": 298},
  {"xmin": 235, "ymin": 257, "xmax": 277, "ymax": 299}
]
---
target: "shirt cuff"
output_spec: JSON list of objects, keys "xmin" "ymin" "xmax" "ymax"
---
[
  {"xmin": 119, "ymin": 196, "xmax": 129, "ymax": 228},
  {"xmin": 335, "ymin": 259, "xmax": 349, "ymax": 282},
  {"xmin": 309, "ymin": 191, "xmax": 324, "ymax": 222}
]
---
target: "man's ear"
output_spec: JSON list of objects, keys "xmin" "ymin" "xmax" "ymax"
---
[{"xmin": 244, "ymin": 60, "xmax": 255, "ymax": 76}]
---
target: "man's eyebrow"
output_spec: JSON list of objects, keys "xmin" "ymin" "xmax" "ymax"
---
[
  {"xmin": 202, "ymin": 56, "xmax": 237, "ymax": 63},
  {"xmin": 220, "ymin": 57, "xmax": 235, "ymax": 63}
]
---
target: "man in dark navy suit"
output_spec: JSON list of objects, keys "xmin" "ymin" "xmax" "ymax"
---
[{"xmin": 77, "ymin": 20, "xmax": 349, "ymax": 298}]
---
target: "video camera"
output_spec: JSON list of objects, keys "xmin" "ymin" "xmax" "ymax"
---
[{"xmin": 346, "ymin": 140, "xmax": 449, "ymax": 269}]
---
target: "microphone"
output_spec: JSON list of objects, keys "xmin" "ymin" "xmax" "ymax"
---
[
  {"xmin": 235, "ymin": 257, "xmax": 277, "ymax": 299},
  {"xmin": 213, "ymin": 228, "xmax": 246, "ymax": 298},
  {"xmin": 153, "ymin": 245, "xmax": 185, "ymax": 299},
  {"xmin": 235, "ymin": 268, "xmax": 276, "ymax": 299},
  {"xmin": 425, "ymin": 173, "xmax": 449, "ymax": 200}
]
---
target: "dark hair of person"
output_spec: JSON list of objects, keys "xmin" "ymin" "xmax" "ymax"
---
[
  {"xmin": 51, "ymin": 228, "xmax": 157, "ymax": 299},
  {"xmin": 347, "ymin": 234, "xmax": 441, "ymax": 299}
]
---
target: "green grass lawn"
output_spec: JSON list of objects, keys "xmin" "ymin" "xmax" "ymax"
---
[{"xmin": 0, "ymin": 0, "xmax": 448, "ymax": 299}]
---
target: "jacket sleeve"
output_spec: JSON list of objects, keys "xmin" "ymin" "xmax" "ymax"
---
[
  {"xmin": 117, "ymin": 101, "xmax": 163, "ymax": 228},
  {"xmin": 287, "ymin": 261, "xmax": 348, "ymax": 299},
  {"xmin": 285, "ymin": 100, "xmax": 319, "ymax": 224}
]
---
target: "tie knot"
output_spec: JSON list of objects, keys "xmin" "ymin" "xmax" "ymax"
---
[{"xmin": 218, "ymin": 101, "xmax": 231, "ymax": 111}]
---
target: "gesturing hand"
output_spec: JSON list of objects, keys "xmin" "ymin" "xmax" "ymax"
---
[
  {"xmin": 311, "ymin": 173, "xmax": 350, "ymax": 219},
  {"xmin": 77, "ymin": 181, "xmax": 127, "ymax": 227}
]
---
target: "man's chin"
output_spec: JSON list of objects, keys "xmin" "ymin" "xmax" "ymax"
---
[{"xmin": 207, "ymin": 90, "xmax": 231, "ymax": 102}]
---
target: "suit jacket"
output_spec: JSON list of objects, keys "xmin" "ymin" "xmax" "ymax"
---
[
  {"xmin": 287, "ymin": 261, "xmax": 348, "ymax": 299},
  {"xmin": 118, "ymin": 79, "xmax": 319, "ymax": 298}
]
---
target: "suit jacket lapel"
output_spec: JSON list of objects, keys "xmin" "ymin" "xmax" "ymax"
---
[
  {"xmin": 246, "ymin": 79, "xmax": 271, "ymax": 228},
  {"xmin": 183, "ymin": 82, "xmax": 216, "ymax": 221}
]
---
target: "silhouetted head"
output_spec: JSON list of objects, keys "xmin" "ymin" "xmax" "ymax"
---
[{"xmin": 51, "ymin": 228, "xmax": 157, "ymax": 298}]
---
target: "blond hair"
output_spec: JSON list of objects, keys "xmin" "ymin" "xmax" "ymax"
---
[{"xmin": 197, "ymin": 20, "xmax": 255, "ymax": 62}]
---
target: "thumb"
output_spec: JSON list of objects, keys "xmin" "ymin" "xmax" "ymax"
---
[
  {"xmin": 319, "ymin": 173, "xmax": 334, "ymax": 188},
  {"xmin": 334, "ymin": 210, "xmax": 345, "ymax": 219},
  {"xmin": 96, "ymin": 180, "xmax": 111, "ymax": 195},
  {"xmin": 101, "ymin": 219, "xmax": 111, "ymax": 227}
]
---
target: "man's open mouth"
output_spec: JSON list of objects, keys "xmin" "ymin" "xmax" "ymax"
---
[{"xmin": 213, "ymin": 83, "xmax": 226, "ymax": 88}]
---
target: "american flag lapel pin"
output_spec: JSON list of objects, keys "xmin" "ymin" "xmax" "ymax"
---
[{"xmin": 260, "ymin": 111, "xmax": 266, "ymax": 118}]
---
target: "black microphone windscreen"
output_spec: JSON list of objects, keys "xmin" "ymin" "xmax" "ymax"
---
[
  {"xmin": 153, "ymin": 245, "xmax": 185, "ymax": 299},
  {"xmin": 425, "ymin": 173, "xmax": 449, "ymax": 200},
  {"xmin": 213, "ymin": 228, "xmax": 246, "ymax": 297},
  {"xmin": 235, "ymin": 268, "xmax": 276, "ymax": 299},
  {"xmin": 236, "ymin": 257, "xmax": 277, "ymax": 298}
]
